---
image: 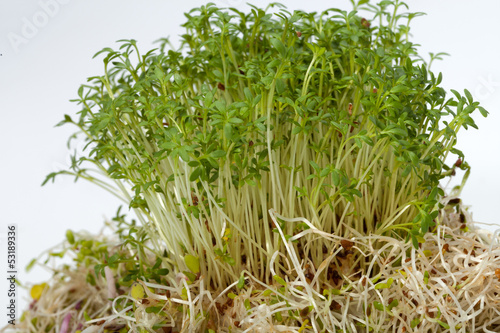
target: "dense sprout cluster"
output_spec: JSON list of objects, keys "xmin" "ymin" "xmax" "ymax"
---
[
  {"xmin": 8, "ymin": 1, "xmax": 498, "ymax": 332},
  {"xmin": 44, "ymin": 1, "xmax": 486, "ymax": 289},
  {"xmin": 6, "ymin": 199, "xmax": 500, "ymax": 332}
]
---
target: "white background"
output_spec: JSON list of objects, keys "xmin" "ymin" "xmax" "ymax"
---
[{"xmin": 1, "ymin": 0, "xmax": 499, "ymax": 314}]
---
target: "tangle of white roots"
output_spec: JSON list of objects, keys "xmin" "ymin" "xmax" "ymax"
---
[{"xmin": 5, "ymin": 201, "xmax": 500, "ymax": 333}]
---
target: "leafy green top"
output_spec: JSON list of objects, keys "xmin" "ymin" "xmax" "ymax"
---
[{"xmin": 47, "ymin": 1, "xmax": 487, "ymax": 287}]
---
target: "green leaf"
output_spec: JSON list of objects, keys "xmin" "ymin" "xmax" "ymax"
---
[
  {"xmin": 450, "ymin": 89, "xmax": 462, "ymax": 101},
  {"xmin": 410, "ymin": 317, "xmax": 421, "ymax": 328},
  {"xmin": 244, "ymin": 298, "xmax": 251, "ymax": 310},
  {"xmin": 437, "ymin": 320, "xmax": 450, "ymax": 329},
  {"xmin": 275, "ymin": 79, "xmax": 286, "ymax": 94},
  {"xmin": 178, "ymin": 148, "xmax": 190, "ymax": 162},
  {"xmin": 320, "ymin": 167, "xmax": 330, "ymax": 178},
  {"xmin": 388, "ymin": 299, "xmax": 399, "ymax": 311},
  {"xmin": 331, "ymin": 170, "xmax": 340, "ymax": 186},
  {"xmin": 237, "ymin": 274, "xmax": 245, "ymax": 289},
  {"xmin": 154, "ymin": 67, "xmax": 165, "ymax": 81},
  {"xmin": 373, "ymin": 302, "xmax": 384, "ymax": 311},
  {"xmin": 184, "ymin": 254, "xmax": 200, "ymax": 274},
  {"xmin": 223, "ymin": 256, "xmax": 236, "ymax": 266},
  {"xmin": 390, "ymin": 85, "xmax": 409, "ymax": 93},
  {"xmin": 183, "ymin": 271, "xmax": 196, "ymax": 282},
  {"xmin": 26, "ymin": 258, "xmax": 37, "ymax": 272},
  {"xmin": 244, "ymin": 87, "xmax": 253, "ymax": 101},
  {"xmin": 224, "ymin": 123, "xmax": 233, "ymax": 140},
  {"xmin": 228, "ymin": 117, "xmax": 244, "ymax": 124},
  {"xmin": 354, "ymin": 137, "xmax": 362, "ymax": 148},
  {"xmin": 478, "ymin": 106, "xmax": 488, "ymax": 117},
  {"xmin": 270, "ymin": 38, "xmax": 287, "ymax": 58},
  {"xmin": 464, "ymin": 89, "xmax": 473, "ymax": 104},
  {"xmin": 292, "ymin": 126, "xmax": 302, "ymax": 135},
  {"xmin": 189, "ymin": 167, "xmax": 202, "ymax": 182},
  {"xmin": 309, "ymin": 160, "xmax": 320, "ymax": 171},
  {"xmin": 66, "ymin": 230, "xmax": 75, "ymax": 245},
  {"xmin": 204, "ymin": 91, "xmax": 214, "ymax": 107},
  {"xmin": 161, "ymin": 141, "xmax": 177, "ymax": 150},
  {"xmin": 211, "ymin": 150, "xmax": 226, "ymax": 158},
  {"xmin": 273, "ymin": 275, "xmax": 287, "ymax": 287},
  {"xmin": 375, "ymin": 278, "xmax": 393, "ymax": 289}
]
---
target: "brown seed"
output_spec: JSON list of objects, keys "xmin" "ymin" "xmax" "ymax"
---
[
  {"xmin": 296, "ymin": 31, "xmax": 302, "ymax": 37},
  {"xmin": 460, "ymin": 224, "xmax": 467, "ymax": 230},
  {"xmin": 360, "ymin": 18, "xmax": 371, "ymax": 28},
  {"xmin": 330, "ymin": 300, "xmax": 342, "ymax": 311},
  {"xmin": 361, "ymin": 277, "xmax": 367, "ymax": 287},
  {"xmin": 234, "ymin": 321, "xmax": 241, "ymax": 327},
  {"xmin": 217, "ymin": 82, "xmax": 225, "ymax": 91},
  {"xmin": 455, "ymin": 158, "xmax": 462, "ymax": 167},
  {"xmin": 300, "ymin": 306, "xmax": 310, "ymax": 317},
  {"xmin": 459, "ymin": 212, "xmax": 466, "ymax": 223},
  {"xmin": 449, "ymin": 198, "xmax": 461, "ymax": 205},
  {"xmin": 341, "ymin": 239, "xmax": 354, "ymax": 251},
  {"xmin": 443, "ymin": 244, "xmax": 449, "ymax": 252},
  {"xmin": 191, "ymin": 193, "xmax": 198, "ymax": 206},
  {"xmin": 495, "ymin": 268, "xmax": 500, "ymax": 279}
]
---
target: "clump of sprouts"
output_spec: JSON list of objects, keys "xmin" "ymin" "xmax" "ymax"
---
[
  {"xmin": 8, "ymin": 0, "xmax": 498, "ymax": 332},
  {"xmin": 6, "ymin": 198, "xmax": 500, "ymax": 332},
  {"xmin": 44, "ymin": 0, "xmax": 487, "ymax": 290}
]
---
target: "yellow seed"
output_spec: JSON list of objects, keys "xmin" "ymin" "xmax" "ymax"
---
[
  {"xmin": 130, "ymin": 282, "xmax": 146, "ymax": 300},
  {"xmin": 184, "ymin": 254, "xmax": 200, "ymax": 274},
  {"xmin": 30, "ymin": 283, "xmax": 48, "ymax": 300}
]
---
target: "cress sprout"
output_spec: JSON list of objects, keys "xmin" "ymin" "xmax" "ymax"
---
[
  {"xmin": 46, "ymin": 0, "xmax": 486, "ymax": 288},
  {"xmin": 7, "ymin": 1, "xmax": 500, "ymax": 332}
]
